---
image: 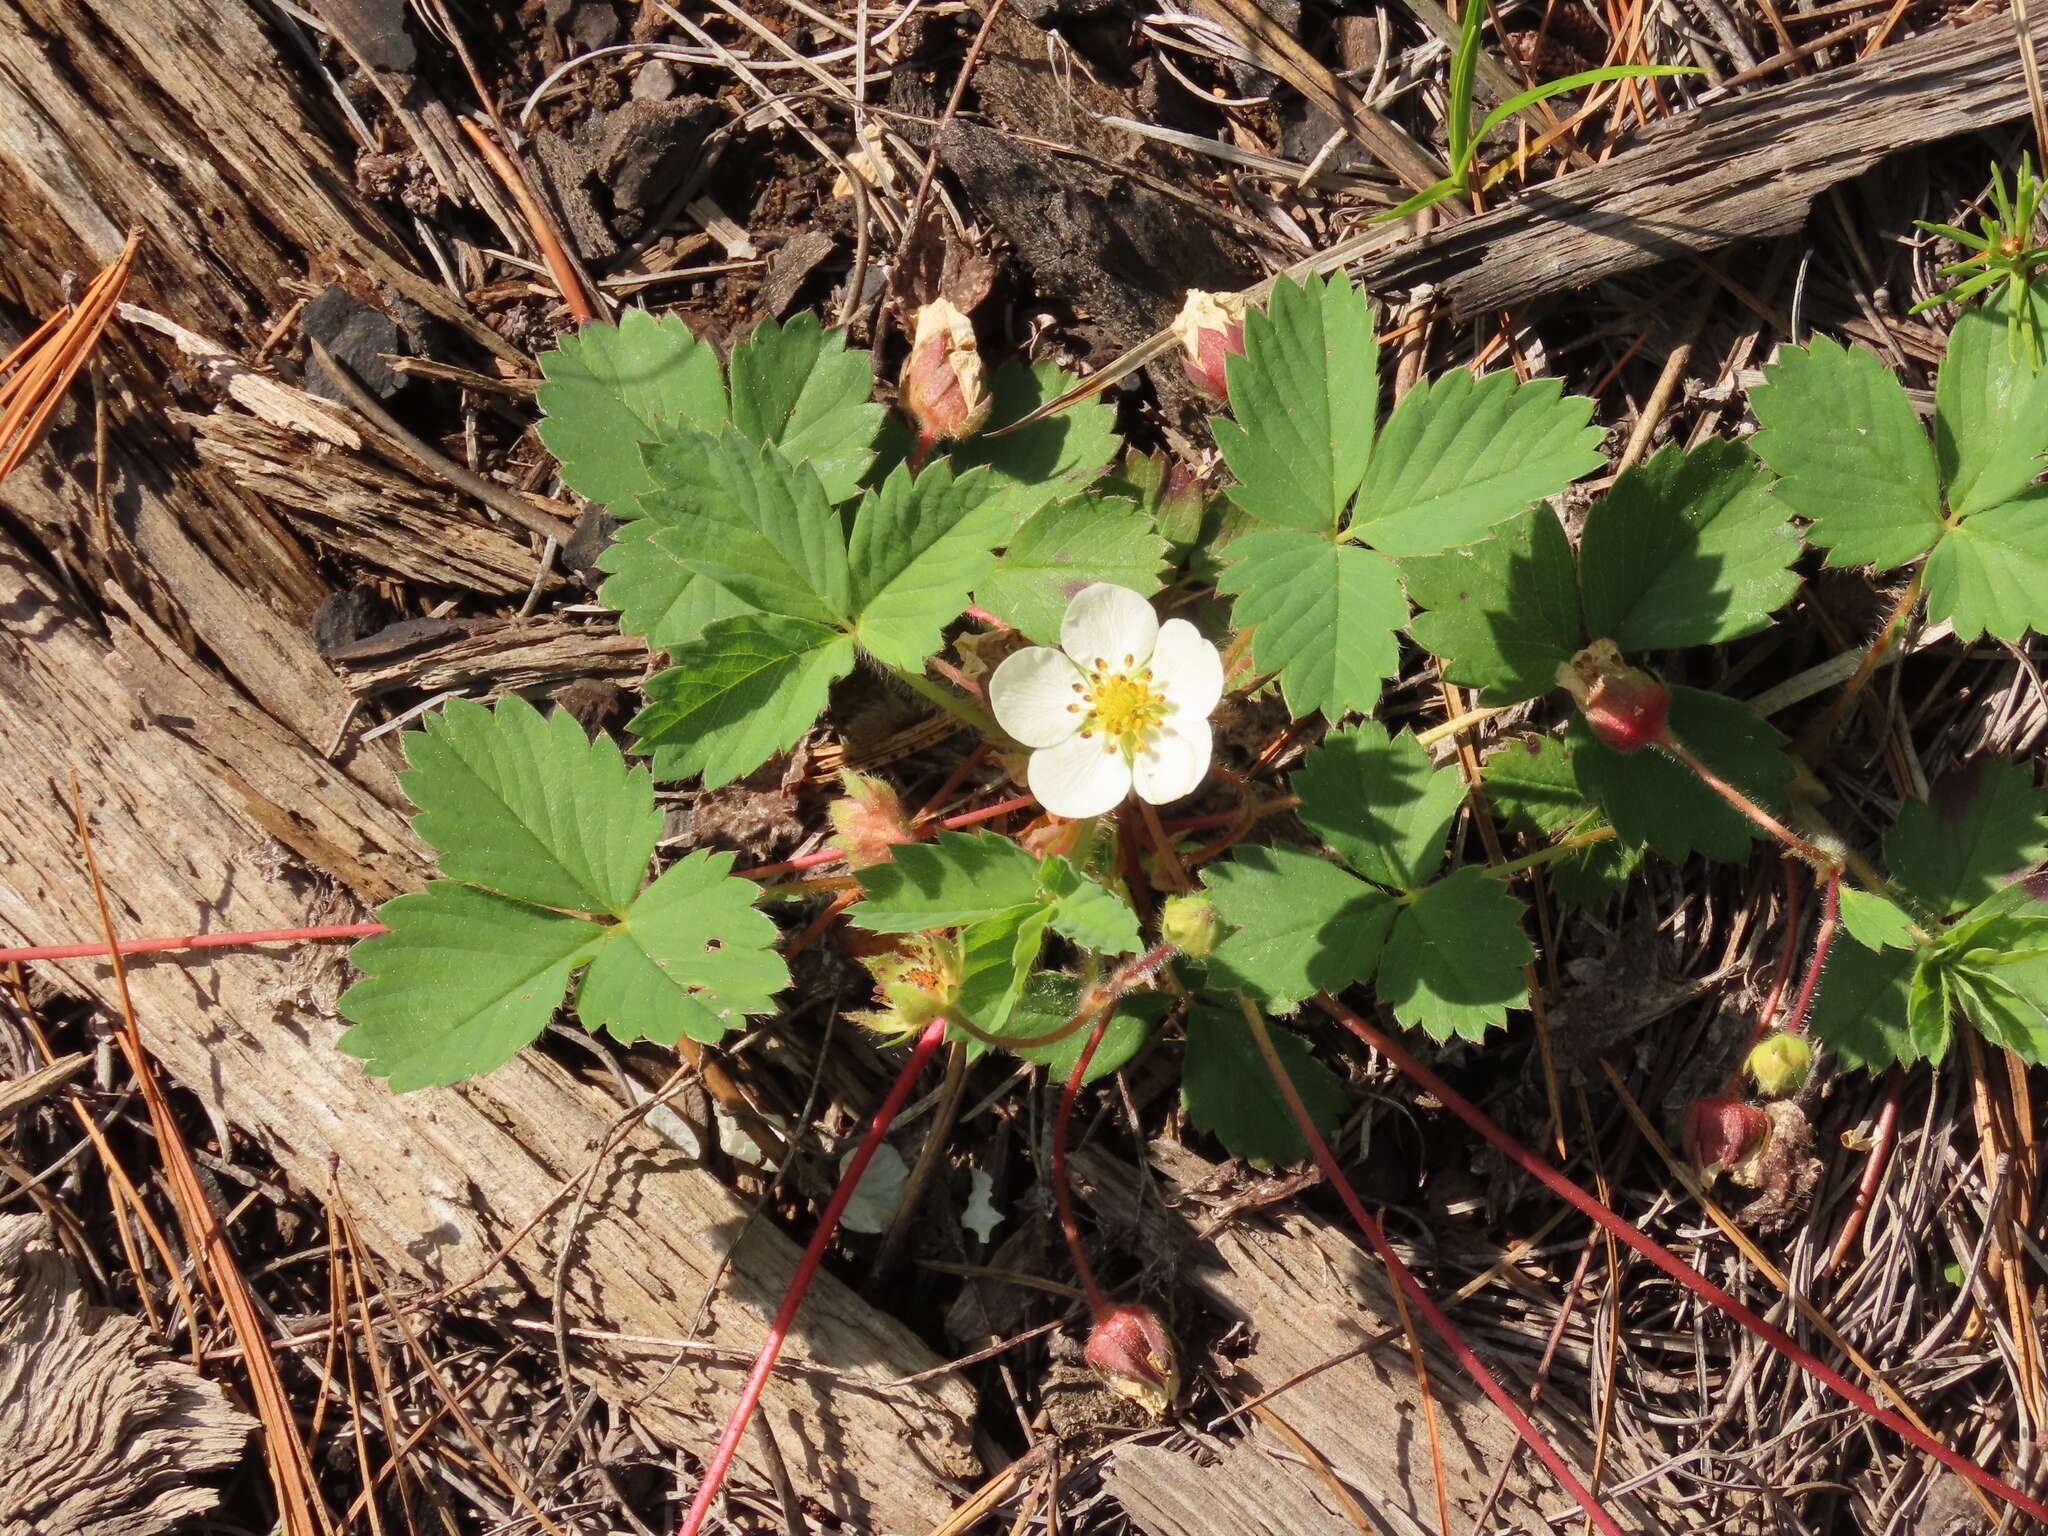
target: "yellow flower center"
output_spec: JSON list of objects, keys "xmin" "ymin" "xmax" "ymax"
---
[{"xmin": 1072, "ymin": 656, "xmax": 1168, "ymax": 754}]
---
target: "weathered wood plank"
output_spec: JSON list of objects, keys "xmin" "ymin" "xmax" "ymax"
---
[
  {"xmin": 0, "ymin": 532, "xmax": 978, "ymax": 1530},
  {"xmin": 1075, "ymin": 1143, "xmax": 1659, "ymax": 1530},
  {"xmin": 1358, "ymin": 9, "xmax": 2043, "ymax": 315}
]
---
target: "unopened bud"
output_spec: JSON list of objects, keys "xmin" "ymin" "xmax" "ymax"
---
[
  {"xmin": 1682, "ymin": 1096, "xmax": 1770, "ymax": 1182},
  {"xmin": 1558, "ymin": 639, "xmax": 1671, "ymax": 754},
  {"xmin": 1746, "ymin": 1033, "xmax": 1814, "ymax": 1098},
  {"xmin": 826, "ymin": 771, "xmax": 913, "ymax": 869},
  {"xmin": 851, "ymin": 935, "xmax": 962, "ymax": 1040},
  {"xmin": 900, "ymin": 299, "xmax": 990, "ymax": 449},
  {"xmin": 1084, "ymin": 1304, "xmax": 1180, "ymax": 1416},
  {"xmin": 1170, "ymin": 290, "xmax": 1248, "ymax": 402},
  {"xmin": 1160, "ymin": 893, "xmax": 1223, "ymax": 959}
]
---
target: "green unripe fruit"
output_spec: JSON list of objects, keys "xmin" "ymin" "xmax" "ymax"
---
[
  {"xmin": 1746, "ymin": 1033, "xmax": 1814, "ymax": 1098},
  {"xmin": 1160, "ymin": 893, "xmax": 1223, "ymax": 959}
]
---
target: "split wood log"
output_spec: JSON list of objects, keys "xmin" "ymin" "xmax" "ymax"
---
[
  {"xmin": 1356, "ymin": 8, "xmax": 2045, "ymax": 315},
  {"xmin": 0, "ymin": 1212, "xmax": 254, "ymax": 1536},
  {"xmin": 0, "ymin": 0, "xmax": 978, "ymax": 1523},
  {"xmin": 1074, "ymin": 1142, "xmax": 1661, "ymax": 1531}
]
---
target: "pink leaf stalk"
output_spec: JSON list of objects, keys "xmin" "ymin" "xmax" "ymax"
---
[
  {"xmin": 0, "ymin": 922, "xmax": 387, "ymax": 964},
  {"xmin": 1315, "ymin": 993, "xmax": 2048, "ymax": 1527},
  {"xmin": 675, "ymin": 1017, "xmax": 948, "ymax": 1536},
  {"xmin": 1237, "ymin": 1000, "xmax": 1628, "ymax": 1535}
]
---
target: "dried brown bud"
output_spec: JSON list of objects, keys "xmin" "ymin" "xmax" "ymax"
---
[
  {"xmin": 826, "ymin": 770, "xmax": 913, "ymax": 869},
  {"xmin": 1682, "ymin": 1096, "xmax": 1770, "ymax": 1183},
  {"xmin": 1170, "ymin": 290, "xmax": 1248, "ymax": 402},
  {"xmin": 1084, "ymin": 1304, "xmax": 1180, "ymax": 1417},
  {"xmin": 900, "ymin": 299, "xmax": 990, "ymax": 449},
  {"xmin": 1558, "ymin": 639, "xmax": 1671, "ymax": 754}
]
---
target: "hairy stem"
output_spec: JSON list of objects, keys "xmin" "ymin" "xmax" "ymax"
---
[
  {"xmin": 675, "ymin": 1017, "xmax": 948, "ymax": 1536},
  {"xmin": 1052, "ymin": 1007, "xmax": 1117, "ymax": 1321},
  {"xmin": 0, "ymin": 922, "xmax": 387, "ymax": 964},
  {"xmin": 1659, "ymin": 737, "xmax": 1834, "ymax": 868},
  {"xmin": 890, "ymin": 663, "xmax": 1002, "ymax": 740},
  {"xmin": 1779, "ymin": 865, "xmax": 1842, "ymax": 1038},
  {"xmin": 1315, "ymin": 993, "xmax": 2048, "ymax": 1526}
]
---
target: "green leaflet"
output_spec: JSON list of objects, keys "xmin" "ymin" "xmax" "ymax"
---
[
  {"xmin": 1215, "ymin": 274, "xmax": 1379, "ymax": 533},
  {"xmin": 339, "ymin": 699, "xmax": 787, "ymax": 1088},
  {"xmin": 1577, "ymin": 439, "xmax": 1799, "ymax": 650}
]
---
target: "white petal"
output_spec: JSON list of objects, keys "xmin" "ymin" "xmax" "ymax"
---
[
  {"xmin": 1028, "ymin": 732, "xmax": 1133, "ymax": 819},
  {"xmin": 1149, "ymin": 618, "xmax": 1224, "ymax": 720},
  {"xmin": 1132, "ymin": 716, "xmax": 1212, "ymax": 806},
  {"xmin": 990, "ymin": 646, "xmax": 1088, "ymax": 749},
  {"xmin": 1061, "ymin": 583, "xmax": 1159, "ymax": 673}
]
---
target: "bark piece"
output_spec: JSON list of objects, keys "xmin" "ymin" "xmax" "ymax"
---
[
  {"xmin": 185, "ymin": 412, "xmax": 545, "ymax": 597},
  {"xmin": 1360, "ymin": 8, "xmax": 2048, "ymax": 316},
  {"xmin": 1109, "ymin": 1442, "xmax": 1357, "ymax": 1536},
  {"xmin": 1074, "ymin": 1141, "xmax": 1656, "ymax": 1530},
  {"xmin": 0, "ymin": 1213, "xmax": 253, "ymax": 1536}
]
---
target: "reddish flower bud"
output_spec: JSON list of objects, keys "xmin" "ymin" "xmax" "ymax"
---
[
  {"xmin": 1746, "ymin": 1033, "xmax": 1814, "ymax": 1098},
  {"xmin": 1557, "ymin": 640, "xmax": 1671, "ymax": 754},
  {"xmin": 900, "ymin": 299, "xmax": 990, "ymax": 450},
  {"xmin": 1084, "ymin": 1304, "xmax": 1180, "ymax": 1416},
  {"xmin": 1682, "ymin": 1096, "xmax": 1771, "ymax": 1182},
  {"xmin": 1170, "ymin": 290, "xmax": 1247, "ymax": 402},
  {"xmin": 826, "ymin": 770, "xmax": 913, "ymax": 869}
]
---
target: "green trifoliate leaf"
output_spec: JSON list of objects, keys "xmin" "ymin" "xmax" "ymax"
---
[
  {"xmin": 725, "ymin": 312, "xmax": 883, "ymax": 503},
  {"xmin": 1039, "ymin": 857, "xmax": 1142, "ymax": 954},
  {"xmin": 1348, "ymin": 371, "xmax": 1602, "ymax": 557},
  {"xmin": 1481, "ymin": 736, "xmax": 1641, "ymax": 909},
  {"xmin": 956, "ymin": 906, "xmax": 1051, "ymax": 1035},
  {"xmin": 847, "ymin": 461, "xmax": 1008, "ymax": 668},
  {"xmin": 401, "ymin": 696, "xmax": 658, "ymax": 916},
  {"xmin": 1577, "ymin": 439, "xmax": 1800, "ymax": 650},
  {"xmin": 1375, "ymin": 867, "xmax": 1531, "ymax": 1040},
  {"xmin": 947, "ymin": 362, "xmax": 1119, "ymax": 525},
  {"xmin": 852, "ymin": 831, "xmax": 1045, "ymax": 931},
  {"xmin": 1808, "ymin": 935, "xmax": 1919, "ymax": 1071},
  {"xmin": 975, "ymin": 973, "xmax": 1158, "ymax": 1083},
  {"xmin": 630, "ymin": 616, "xmax": 855, "ymax": 787},
  {"xmin": 574, "ymin": 852, "xmax": 792, "ymax": 1045},
  {"xmin": 599, "ymin": 518, "xmax": 757, "ymax": 651},
  {"xmin": 1838, "ymin": 887, "xmax": 1917, "ymax": 950},
  {"xmin": 536, "ymin": 310, "xmax": 726, "ymax": 511},
  {"xmin": 1571, "ymin": 686, "xmax": 1792, "ymax": 863},
  {"xmin": 340, "ymin": 885, "xmax": 603, "ymax": 1090},
  {"xmin": 1214, "ymin": 274, "xmax": 1378, "ymax": 533},
  {"xmin": 1218, "ymin": 530, "xmax": 1405, "ymax": 719},
  {"xmin": 1202, "ymin": 845, "xmax": 1393, "ymax": 1006},
  {"xmin": 1294, "ymin": 722, "xmax": 1464, "ymax": 890},
  {"xmin": 1403, "ymin": 506, "xmax": 1582, "ymax": 703},
  {"xmin": 973, "ymin": 494, "xmax": 1168, "ymax": 643},
  {"xmin": 1750, "ymin": 337, "xmax": 1943, "ymax": 569},
  {"xmin": 1935, "ymin": 284, "xmax": 2048, "ymax": 518},
  {"xmin": 1921, "ymin": 493, "xmax": 2048, "ymax": 641},
  {"xmin": 1884, "ymin": 756, "xmax": 2048, "ymax": 916},
  {"xmin": 1181, "ymin": 1000, "xmax": 1347, "ymax": 1166},
  {"xmin": 641, "ymin": 432, "xmax": 852, "ymax": 624}
]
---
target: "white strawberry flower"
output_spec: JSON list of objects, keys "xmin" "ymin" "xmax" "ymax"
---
[{"xmin": 988, "ymin": 583, "xmax": 1224, "ymax": 820}]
